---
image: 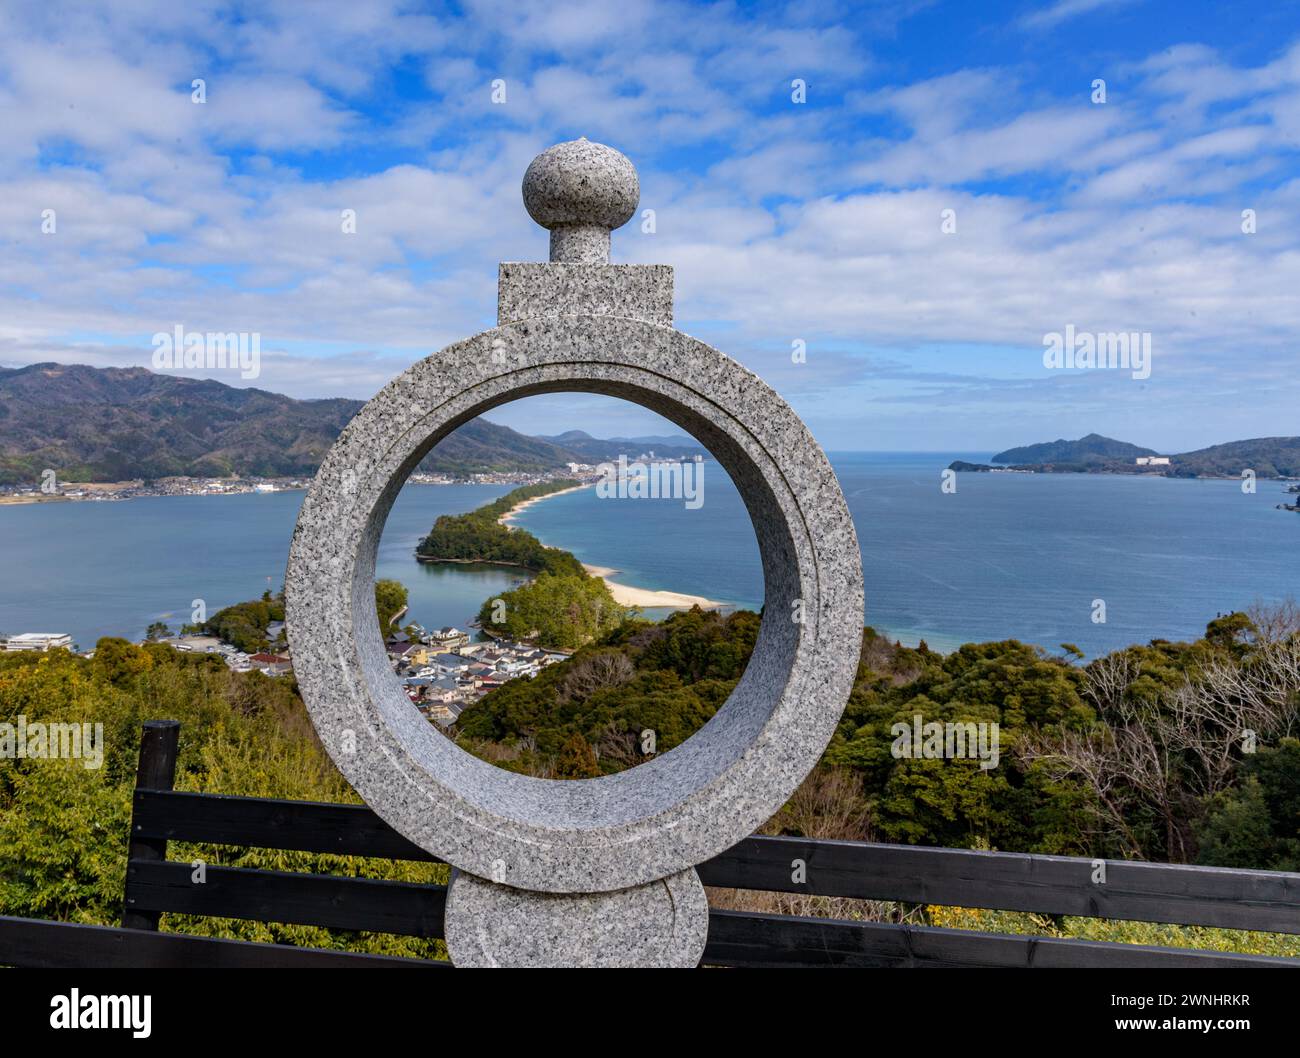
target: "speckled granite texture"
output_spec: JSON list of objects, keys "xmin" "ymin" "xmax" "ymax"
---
[
  {"xmin": 498, "ymin": 263, "xmax": 673, "ymax": 326},
  {"xmin": 285, "ymin": 313, "xmax": 864, "ymax": 893},
  {"xmin": 444, "ymin": 867, "xmax": 709, "ymax": 968},
  {"xmin": 522, "ymin": 138, "xmax": 638, "ymax": 264}
]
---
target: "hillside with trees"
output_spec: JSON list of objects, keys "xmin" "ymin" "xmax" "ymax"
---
[
  {"xmin": 456, "ymin": 604, "xmax": 1300, "ymax": 873},
  {"xmin": 0, "ymin": 363, "xmax": 577, "ymax": 484},
  {"xmin": 992, "ymin": 433, "xmax": 1156, "ymax": 465},
  {"xmin": 3, "ymin": 603, "xmax": 1298, "ymax": 957},
  {"xmin": 1169, "ymin": 436, "xmax": 1300, "ymax": 479}
]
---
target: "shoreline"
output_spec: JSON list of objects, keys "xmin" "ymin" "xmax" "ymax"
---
[
  {"xmin": 581, "ymin": 563, "xmax": 723, "ymax": 610},
  {"xmin": 497, "ymin": 483, "xmax": 727, "ymax": 611},
  {"xmin": 495, "ymin": 483, "xmax": 591, "ymax": 526},
  {"xmin": 0, "ymin": 484, "xmax": 309, "ymax": 505}
]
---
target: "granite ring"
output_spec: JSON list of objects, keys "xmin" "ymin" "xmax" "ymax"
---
[{"xmin": 286, "ymin": 313, "xmax": 863, "ymax": 893}]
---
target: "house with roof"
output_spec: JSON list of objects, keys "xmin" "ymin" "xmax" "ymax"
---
[
  {"xmin": 432, "ymin": 652, "xmax": 471, "ymax": 674},
  {"xmin": 428, "ymin": 626, "xmax": 471, "ymax": 650},
  {"xmin": 427, "ymin": 676, "xmax": 461, "ymax": 703},
  {"xmin": 424, "ymin": 698, "xmax": 466, "ymax": 728},
  {"xmin": 248, "ymin": 652, "xmax": 293, "ymax": 676}
]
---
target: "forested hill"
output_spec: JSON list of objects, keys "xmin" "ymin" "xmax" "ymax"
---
[
  {"xmin": 967, "ymin": 432, "xmax": 1300, "ymax": 478},
  {"xmin": 991, "ymin": 433, "xmax": 1155, "ymax": 464},
  {"xmin": 1172, "ymin": 437, "xmax": 1300, "ymax": 478},
  {"xmin": 0, "ymin": 363, "xmax": 572, "ymax": 483}
]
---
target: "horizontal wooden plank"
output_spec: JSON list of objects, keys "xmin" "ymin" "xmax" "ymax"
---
[
  {"xmin": 5, "ymin": 908, "xmax": 1287, "ymax": 969},
  {"xmin": 132, "ymin": 789, "xmax": 438, "ymax": 862},
  {"xmin": 701, "ymin": 910, "xmax": 1300, "ymax": 968},
  {"xmin": 700, "ymin": 836, "xmax": 1300, "ymax": 935},
  {"xmin": 125, "ymin": 859, "xmax": 1297, "ymax": 968},
  {"xmin": 0, "ymin": 915, "xmax": 437, "ymax": 969},
  {"xmin": 125, "ymin": 860, "xmax": 447, "ymax": 938},
  {"xmin": 134, "ymin": 788, "xmax": 1300, "ymax": 935}
]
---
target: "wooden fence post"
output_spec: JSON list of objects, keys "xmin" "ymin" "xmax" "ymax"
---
[{"xmin": 121, "ymin": 720, "xmax": 180, "ymax": 931}]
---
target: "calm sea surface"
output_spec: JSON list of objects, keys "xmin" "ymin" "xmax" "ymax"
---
[{"xmin": 2, "ymin": 453, "xmax": 1295, "ymax": 656}]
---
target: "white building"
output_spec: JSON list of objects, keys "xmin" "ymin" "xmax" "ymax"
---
[
  {"xmin": 1135, "ymin": 456, "xmax": 1172, "ymax": 466},
  {"xmin": 4, "ymin": 632, "xmax": 73, "ymax": 652}
]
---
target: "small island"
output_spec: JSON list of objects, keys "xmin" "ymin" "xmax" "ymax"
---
[
  {"xmin": 950, "ymin": 433, "xmax": 1300, "ymax": 480},
  {"xmin": 415, "ymin": 479, "xmax": 587, "ymax": 576},
  {"xmin": 415, "ymin": 480, "xmax": 634, "ymax": 649}
]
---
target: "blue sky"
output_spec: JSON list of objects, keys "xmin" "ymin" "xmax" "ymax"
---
[{"xmin": 1, "ymin": 0, "xmax": 1297, "ymax": 452}]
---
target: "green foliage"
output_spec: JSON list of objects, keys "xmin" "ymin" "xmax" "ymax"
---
[
  {"xmin": 476, "ymin": 572, "xmax": 631, "ymax": 649},
  {"xmin": 4, "ymin": 595, "xmax": 1296, "ymax": 963},
  {"xmin": 1205, "ymin": 611, "xmax": 1255, "ymax": 650},
  {"xmin": 459, "ymin": 607, "xmax": 1300, "ymax": 877},
  {"xmin": 1197, "ymin": 740, "xmax": 1300, "ymax": 871},
  {"xmin": 92, "ymin": 638, "xmax": 156, "ymax": 687},
  {"xmin": 0, "ymin": 643, "xmax": 445, "ymax": 958},
  {"xmin": 415, "ymin": 480, "xmax": 585, "ymax": 576},
  {"xmin": 823, "ymin": 634, "xmax": 1093, "ymax": 854},
  {"xmin": 374, "ymin": 579, "xmax": 408, "ymax": 635},
  {"xmin": 457, "ymin": 608, "xmax": 758, "ymax": 773},
  {"xmin": 1169, "ymin": 436, "xmax": 1300, "ymax": 479},
  {"xmin": 203, "ymin": 594, "xmax": 285, "ymax": 654},
  {"xmin": 927, "ymin": 905, "xmax": 1300, "ymax": 958},
  {"xmin": 555, "ymin": 732, "xmax": 601, "ymax": 778}
]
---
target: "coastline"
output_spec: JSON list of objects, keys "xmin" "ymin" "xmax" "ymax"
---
[
  {"xmin": 497, "ymin": 483, "xmax": 727, "ymax": 611},
  {"xmin": 0, "ymin": 483, "xmax": 308, "ymax": 505},
  {"xmin": 495, "ymin": 483, "xmax": 591, "ymax": 526},
  {"xmin": 581, "ymin": 563, "xmax": 723, "ymax": 610}
]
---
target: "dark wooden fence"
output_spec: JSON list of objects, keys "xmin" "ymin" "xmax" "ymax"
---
[{"xmin": 2, "ymin": 720, "xmax": 1298, "ymax": 968}]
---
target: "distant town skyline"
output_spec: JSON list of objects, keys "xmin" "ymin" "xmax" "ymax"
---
[{"xmin": 2, "ymin": 1, "xmax": 1297, "ymax": 453}]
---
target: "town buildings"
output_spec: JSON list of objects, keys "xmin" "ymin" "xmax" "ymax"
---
[{"xmin": 387, "ymin": 628, "xmax": 567, "ymax": 728}]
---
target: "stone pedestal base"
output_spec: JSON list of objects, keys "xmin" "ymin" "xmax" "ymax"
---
[{"xmin": 444, "ymin": 868, "xmax": 709, "ymax": 968}]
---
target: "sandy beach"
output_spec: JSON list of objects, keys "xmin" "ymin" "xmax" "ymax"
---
[
  {"xmin": 581, "ymin": 564, "xmax": 722, "ymax": 610},
  {"xmin": 496, "ymin": 484, "xmax": 591, "ymax": 526},
  {"xmin": 497, "ymin": 484, "xmax": 724, "ymax": 610}
]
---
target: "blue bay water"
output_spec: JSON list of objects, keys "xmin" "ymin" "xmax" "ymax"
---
[
  {"xmin": 0, "ymin": 484, "xmax": 515, "ymax": 649},
  {"xmin": 510, "ymin": 452, "xmax": 1299, "ymax": 656},
  {"xmin": 0, "ymin": 454, "xmax": 1295, "ymax": 656}
]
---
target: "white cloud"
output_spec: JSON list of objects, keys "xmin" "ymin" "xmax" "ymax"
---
[
  {"xmin": 1019, "ymin": 0, "xmax": 1141, "ymax": 32},
  {"xmin": 0, "ymin": 1, "xmax": 1295, "ymax": 452}
]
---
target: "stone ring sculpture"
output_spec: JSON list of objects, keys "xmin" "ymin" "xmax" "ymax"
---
[{"xmin": 286, "ymin": 139, "xmax": 864, "ymax": 966}]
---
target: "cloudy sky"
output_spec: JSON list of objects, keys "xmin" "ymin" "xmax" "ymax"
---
[{"xmin": 0, "ymin": 0, "xmax": 1296, "ymax": 452}]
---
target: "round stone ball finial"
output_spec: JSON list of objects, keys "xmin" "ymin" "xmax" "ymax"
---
[{"xmin": 522, "ymin": 138, "xmax": 639, "ymax": 264}]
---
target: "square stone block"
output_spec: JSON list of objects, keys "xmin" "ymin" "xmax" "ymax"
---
[{"xmin": 498, "ymin": 262, "xmax": 674, "ymax": 326}]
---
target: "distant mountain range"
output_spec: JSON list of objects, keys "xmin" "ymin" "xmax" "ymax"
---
[
  {"xmin": 951, "ymin": 433, "xmax": 1300, "ymax": 479},
  {"xmin": 0, "ymin": 363, "xmax": 706, "ymax": 484}
]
